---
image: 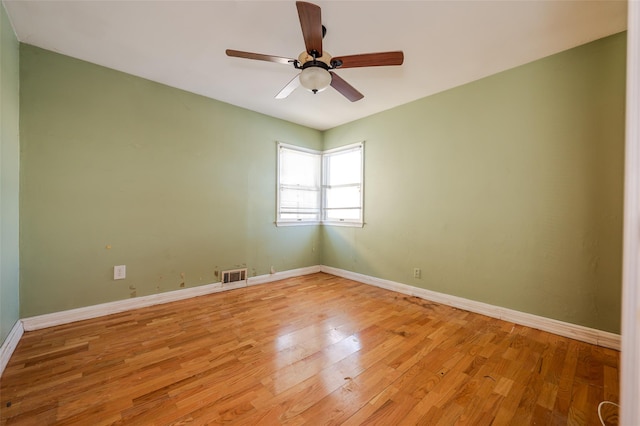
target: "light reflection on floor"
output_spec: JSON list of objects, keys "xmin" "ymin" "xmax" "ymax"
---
[{"xmin": 270, "ymin": 321, "xmax": 363, "ymax": 396}]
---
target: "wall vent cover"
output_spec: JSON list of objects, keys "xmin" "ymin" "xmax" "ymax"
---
[{"xmin": 222, "ymin": 268, "xmax": 247, "ymax": 284}]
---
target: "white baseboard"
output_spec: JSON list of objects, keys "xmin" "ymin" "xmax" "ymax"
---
[
  {"xmin": 0, "ymin": 320, "xmax": 24, "ymax": 377},
  {"xmin": 320, "ymin": 265, "xmax": 621, "ymax": 351},
  {"xmin": 248, "ymin": 265, "xmax": 321, "ymax": 286},
  {"xmin": 21, "ymin": 265, "xmax": 320, "ymax": 332},
  {"xmin": 14, "ymin": 264, "xmax": 621, "ymax": 351}
]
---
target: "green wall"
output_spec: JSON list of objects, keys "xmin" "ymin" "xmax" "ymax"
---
[
  {"xmin": 323, "ymin": 33, "xmax": 626, "ymax": 333},
  {"xmin": 19, "ymin": 45, "xmax": 322, "ymax": 317},
  {"xmin": 18, "ymin": 32, "xmax": 626, "ymax": 334},
  {"xmin": 0, "ymin": 3, "xmax": 20, "ymax": 344}
]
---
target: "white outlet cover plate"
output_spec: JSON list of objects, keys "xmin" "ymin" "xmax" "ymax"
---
[{"xmin": 114, "ymin": 265, "xmax": 126, "ymax": 280}]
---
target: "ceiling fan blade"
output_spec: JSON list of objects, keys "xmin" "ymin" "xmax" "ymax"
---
[
  {"xmin": 330, "ymin": 72, "xmax": 364, "ymax": 102},
  {"xmin": 331, "ymin": 51, "xmax": 404, "ymax": 69},
  {"xmin": 226, "ymin": 49, "xmax": 294, "ymax": 65},
  {"xmin": 275, "ymin": 74, "xmax": 301, "ymax": 99},
  {"xmin": 296, "ymin": 1, "xmax": 323, "ymax": 57}
]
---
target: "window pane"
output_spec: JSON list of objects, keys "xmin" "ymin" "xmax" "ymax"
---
[
  {"xmin": 326, "ymin": 149, "xmax": 361, "ymax": 185},
  {"xmin": 326, "ymin": 209, "xmax": 361, "ymax": 220},
  {"xmin": 280, "ymin": 188, "xmax": 320, "ymax": 218},
  {"xmin": 280, "ymin": 212, "xmax": 319, "ymax": 220},
  {"xmin": 325, "ymin": 186, "xmax": 361, "ymax": 209},
  {"xmin": 280, "ymin": 148, "xmax": 320, "ymax": 187}
]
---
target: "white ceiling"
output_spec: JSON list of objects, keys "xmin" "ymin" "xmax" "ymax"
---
[{"xmin": 3, "ymin": 0, "xmax": 628, "ymax": 131}]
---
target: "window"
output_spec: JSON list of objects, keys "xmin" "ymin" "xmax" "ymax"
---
[
  {"xmin": 322, "ymin": 143, "xmax": 364, "ymax": 225},
  {"xmin": 277, "ymin": 142, "xmax": 364, "ymax": 227},
  {"xmin": 277, "ymin": 143, "xmax": 321, "ymax": 224}
]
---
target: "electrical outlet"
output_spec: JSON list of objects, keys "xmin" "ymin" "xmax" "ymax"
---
[
  {"xmin": 413, "ymin": 268, "xmax": 421, "ymax": 279},
  {"xmin": 114, "ymin": 265, "xmax": 126, "ymax": 280}
]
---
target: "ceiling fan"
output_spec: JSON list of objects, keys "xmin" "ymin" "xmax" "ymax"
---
[{"xmin": 226, "ymin": 1, "xmax": 404, "ymax": 102}]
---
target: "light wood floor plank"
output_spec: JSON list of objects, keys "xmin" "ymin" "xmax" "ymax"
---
[{"xmin": 0, "ymin": 273, "xmax": 619, "ymax": 424}]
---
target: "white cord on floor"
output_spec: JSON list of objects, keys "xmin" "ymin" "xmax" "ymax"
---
[{"xmin": 598, "ymin": 400, "xmax": 620, "ymax": 426}]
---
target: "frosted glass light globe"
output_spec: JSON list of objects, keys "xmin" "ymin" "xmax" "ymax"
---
[{"xmin": 299, "ymin": 66, "xmax": 331, "ymax": 94}]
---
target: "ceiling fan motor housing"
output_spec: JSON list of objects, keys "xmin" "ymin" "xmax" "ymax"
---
[{"xmin": 297, "ymin": 51, "xmax": 332, "ymax": 67}]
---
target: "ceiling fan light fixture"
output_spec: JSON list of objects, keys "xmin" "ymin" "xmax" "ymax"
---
[
  {"xmin": 226, "ymin": 2, "xmax": 404, "ymax": 101},
  {"xmin": 299, "ymin": 66, "xmax": 331, "ymax": 94}
]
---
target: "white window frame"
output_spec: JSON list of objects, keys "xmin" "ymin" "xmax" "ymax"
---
[
  {"xmin": 276, "ymin": 142, "xmax": 322, "ymax": 226},
  {"xmin": 276, "ymin": 141, "xmax": 364, "ymax": 227},
  {"xmin": 322, "ymin": 142, "xmax": 364, "ymax": 227}
]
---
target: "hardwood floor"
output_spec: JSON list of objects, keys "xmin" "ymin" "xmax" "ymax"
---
[{"xmin": 0, "ymin": 273, "xmax": 619, "ymax": 425}]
